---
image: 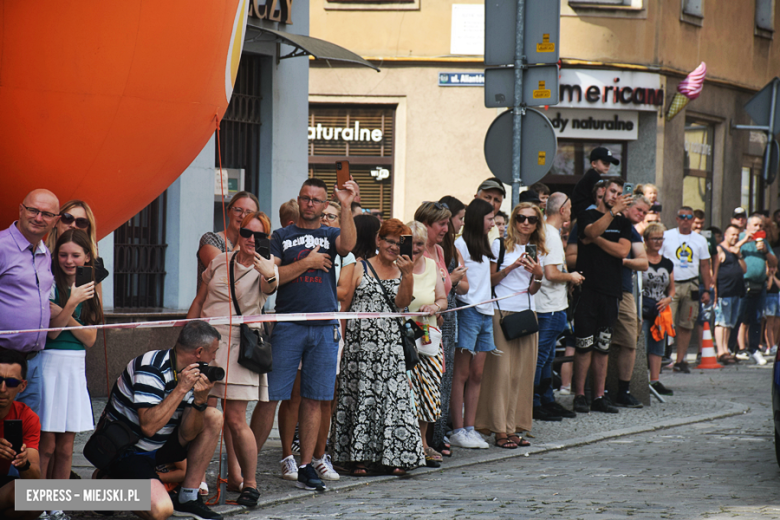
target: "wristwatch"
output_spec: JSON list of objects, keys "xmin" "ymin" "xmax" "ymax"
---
[
  {"xmin": 533, "ymin": 278, "xmax": 543, "ymax": 284},
  {"xmin": 264, "ymin": 276, "xmax": 277, "ymax": 284},
  {"xmin": 17, "ymin": 459, "xmax": 31, "ymax": 472},
  {"xmin": 192, "ymin": 402, "xmax": 207, "ymax": 412}
]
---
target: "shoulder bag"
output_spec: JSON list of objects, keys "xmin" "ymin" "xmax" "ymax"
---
[
  {"xmin": 493, "ymin": 240, "xmax": 538, "ymax": 341},
  {"xmin": 229, "ymin": 253, "xmax": 273, "ymax": 374},
  {"xmin": 83, "ymin": 405, "xmax": 139, "ymax": 470},
  {"xmin": 364, "ymin": 260, "xmax": 423, "ymax": 370}
]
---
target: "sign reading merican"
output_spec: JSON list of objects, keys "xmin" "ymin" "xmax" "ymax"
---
[{"xmin": 557, "ymin": 69, "xmax": 663, "ymax": 111}]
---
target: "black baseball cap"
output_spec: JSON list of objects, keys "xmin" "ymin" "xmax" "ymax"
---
[
  {"xmin": 518, "ymin": 189, "xmax": 541, "ymax": 204},
  {"xmin": 732, "ymin": 207, "xmax": 747, "ymax": 218},
  {"xmin": 477, "ymin": 177, "xmax": 506, "ymax": 197},
  {"xmin": 590, "ymin": 147, "xmax": 620, "ymax": 165}
]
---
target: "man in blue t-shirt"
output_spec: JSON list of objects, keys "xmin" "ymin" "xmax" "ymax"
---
[{"xmin": 250, "ymin": 177, "xmax": 357, "ymax": 492}]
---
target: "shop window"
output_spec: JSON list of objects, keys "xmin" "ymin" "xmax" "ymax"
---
[
  {"xmin": 741, "ymin": 166, "xmax": 765, "ymax": 214},
  {"xmin": 683, "ymin": 119, "xmax": 713, "ymax": 217},
  {"xmin": 756, "ymin": 0, "xmax": 775, "ymax": 38},
  {"xmin": 548, "ymin": 141, "xmax": 625, "ymax": 179},
  {"xmin": 681, "ymin": 0, "xmax": 704, "ymax": 26},
  {"xmin": 308, "ymin": 105, "xmax": 395, "ymax": 217},
  {"xmin": 114, "ymin": 193, "xmax": 167, "ymax": 310}
]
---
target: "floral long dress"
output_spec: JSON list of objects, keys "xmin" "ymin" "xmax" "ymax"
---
[
  {"xmin": 431, "ymin": 256, "xmax": 459, "ymax": 448},
  {"xmin": 330, "ymin": 266, "xmax": 425, "ymax": 470}
]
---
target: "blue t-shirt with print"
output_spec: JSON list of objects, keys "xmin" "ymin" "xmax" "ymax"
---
[{"xmin": 271, "ymin": 224, "xmax": 341, "ymax": 324}]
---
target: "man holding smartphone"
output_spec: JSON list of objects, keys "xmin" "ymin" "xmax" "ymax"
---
[{"xmin": 0, "ymin": 349, "xmax": 42, "ymax": 520}]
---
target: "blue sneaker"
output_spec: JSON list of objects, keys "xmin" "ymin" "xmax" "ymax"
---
[{"xmin": 297, "ymin": 464, "xmax": 326, "ymax": 491}]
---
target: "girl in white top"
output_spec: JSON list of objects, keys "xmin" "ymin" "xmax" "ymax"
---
[
  {"xmin": 476, "ymin": 202, "xmax": 545, "ymax": 447},
  {"xmin": 449, "ymin": 198, "xmax": 496, "ymax": 450}
]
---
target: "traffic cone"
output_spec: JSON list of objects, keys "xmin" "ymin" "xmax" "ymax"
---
[{"xmin": 697, "ymin": 322, "xmax": 722, "ymax": 369}]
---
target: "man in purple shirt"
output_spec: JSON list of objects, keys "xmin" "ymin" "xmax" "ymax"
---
[{"xmin": 0, "ymin": 189, "xmax": 60, "ymax": 415}]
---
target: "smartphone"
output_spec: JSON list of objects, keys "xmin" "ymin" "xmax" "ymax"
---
[
  {"xmin": 335, "ymin": 161, "xmax": 350, "ymax": 190},
  {"xmin": 701, "ymin": 230, "xmax": 712, "ymax": 239},
  {"xmin": 254, "ymin": 232, "xmax": 271, "ymax": 260},
  {"xmin": 400, "ymin": 234, "xmax": 413, "ymax": 258},
  {"xmin": 622, "ymin": 183, "xmax": 635, "ymax": 197},
  {"xmin": 75, "ymin": 266, "xmax": 94, "ymax": 287},
  {"xmin": 4, "ymin": 419, "xmax": 23, "ymax": 454},
  {"xmin": 525, "ymin": 244, "xmax": 537, "ymax": 262}
]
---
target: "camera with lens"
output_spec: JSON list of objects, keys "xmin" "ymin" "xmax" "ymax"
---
[{"xmin": 197, "ymin": 362, "xmax": 225, "ymax": 382}]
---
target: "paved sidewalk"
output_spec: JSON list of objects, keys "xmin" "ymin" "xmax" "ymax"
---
[{"xmin": 67, "ymin": 358, "xmax": 767, "ymax": 518}]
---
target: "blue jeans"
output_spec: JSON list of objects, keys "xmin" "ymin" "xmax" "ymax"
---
[
  {"xmin": 738, "ymin": 287, "xmax": 767, "ymax": 354},
  {"xmin": 534, "ymin": 311, "xmax": 567, "ymax": 407},
  {"xmin": 16, "ymin": 352, "xmax": 42, "ymax": 416}
]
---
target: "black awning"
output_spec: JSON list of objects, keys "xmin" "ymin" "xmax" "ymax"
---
[{"xmin": 245, "ymin": 23, "xmax": 380, "ymax": 72}]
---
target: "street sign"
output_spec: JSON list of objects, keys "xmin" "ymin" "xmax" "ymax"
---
[
  {"xmin": 484, "ymin": 0, "xmax": 560, "ymax": 66},
  {"xmin": 484, "ymin": 108, "xmax": 557, "ymax": 186},
  {"xmin": 485, "ymin": 65, "xmax": 559, "ymax": 108},
  {"xmin": 768, "ymin": 139, "xmax": 780, "ymax": 185},
  {"xmin": 744, "ymin": 77, "xmax": 780, "ymax": 135}
]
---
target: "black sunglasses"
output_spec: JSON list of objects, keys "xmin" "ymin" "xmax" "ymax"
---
[
  {"xmin": 516, "ymin": 215, "xmax": 539, "ymax": 224},
  {"xmin": 239, "ymin": 228, "xmax": 268, "ymax": 239},
  {"xmin": 0, "ymin": 376, "xmax": 23, "ymax": 388},
  {"xmin": 59, "ymin": 212, "xmax": 90, "ymax": 229},
  {"xmin": 423, "ymin": 201, "xmax": 449, "ymax": 210}
]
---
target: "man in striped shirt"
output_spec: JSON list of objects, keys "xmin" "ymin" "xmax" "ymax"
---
[{"xmin": 101, "ymin": 321, "xmax": 223, "ymax": 520}]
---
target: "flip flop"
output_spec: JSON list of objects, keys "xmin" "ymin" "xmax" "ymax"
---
[
  {"xmin": 495, "ymin": 436, "xmax": 518, "ymax": 449},
  {"xmin": 509, "ymin": 434, "xmax": 530, "ymax": 447}
]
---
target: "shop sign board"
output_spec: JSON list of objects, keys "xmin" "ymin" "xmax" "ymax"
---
[
  {"xmin": 557, "ymin": 69, "xmax": 663, "ymax": 111},
  {"xmin": 547, "ymin": 109, "xmax": 638, "ymax": 140},
  {"xmin": 485, "ymin": 65, "xmax": 558, "ymax": 108},
  {"xmin": 484, "ymin": 108, "xmax": 557, "ymax": 186},
  {"xmin": 438, "ymin": 72, "xmax": 485, "ymax": 87},
  {"xmin": 249, "ymin": 0, "xmax": 294, "ymax": 25}
]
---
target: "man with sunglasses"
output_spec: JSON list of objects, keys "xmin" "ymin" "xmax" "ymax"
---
[
  {"xmin": 659, "ymin": 207, "xmax": 713, "ymax": 373},
  {"xmin": 0, "ymin": 189, "xmax": 60, "ymax": 417},
  {"xmin": 0, "ymin": 349, "xmax": 43, "ymax": 520},
  {"xmin": 251, "ymin": 177, "xmax": 357, "ymax": 492}
]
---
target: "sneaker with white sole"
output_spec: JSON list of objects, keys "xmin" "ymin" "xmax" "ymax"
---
[
  {"xmin": 280, "ymin": 455, "xmax": 298, "ymax": 481},
  {"xmin": 557, "ymin": 386, "xmax": 572, "ymax": 396},
  {"xmin": 767, "ymin": 345, "xmax": 778, "ymax": 357},
  {"xmin": 312, "ymin": 454, "xmax": 340, "ymax": 481},
  {"xmin": 468, "ymin": 429, "xmax": 490, "ymax": 449},
  {"xmin": 448, "ymin": 429, "xmax": 479, "ymax": 448},
  {"xmin": 736, "ymin": 350, "xmax": 750, "ymax": 361},
  {"xmin": 752, "ymin": 350, "xmax": 768, "ymax": 365},
  {"xmin": 297, "ymin": 464, "xmax": 326, "ymax": 491}
]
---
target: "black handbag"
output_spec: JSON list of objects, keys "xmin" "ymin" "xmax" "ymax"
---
[
  {"xmin": 364, "ymin": 260, "xmax": 422, "ymax": 371},
  {"xmin": 83, "ymin": 407, "xmax": 139, "ymax": 470},
  {"xmin": 229, "ymin": 253, "xmax": 273, "ymax": 374},
  {"xmin": 493, "ymin": 240, "xmax": 539, "ymax": 341},
  {"xmin": 642, "ymin": 296, "xmax": 659, "ymax": 321}
]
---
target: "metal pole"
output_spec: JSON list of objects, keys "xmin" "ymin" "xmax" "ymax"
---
[
  {"xmin": 763, "ymin": 80, "xmax": 778, "ymax": 183},
  {"xmin": 219, "ymin": 452, "xmax": 227, "ymax": 505},
  {"xmin": 511, "ymin": 0, "xmax": 525, "ymax": 208}
]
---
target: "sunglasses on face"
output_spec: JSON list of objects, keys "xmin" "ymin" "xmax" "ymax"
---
[
  {"xmin": 515, "ymin": 215, "xmax": 539, "ymax": 225},
  {"xmin": 0, "ymin": 376, "xmax": 23, "ymax": 388},
  {"xmin": 239, "ymin": 227, "xmax": 267, "ymax": 239},
  {"xmin": 60, "ymin": 212, "xmax": 90, "ymax": 229},
  {"xmin": 677, "ymin": 214, "xmax": 694, "ymax": 220}
]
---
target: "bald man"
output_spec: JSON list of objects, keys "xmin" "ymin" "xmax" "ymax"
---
[{"xmin": 0, "ymin": 189, "xmax": 60, "ymax": 415}]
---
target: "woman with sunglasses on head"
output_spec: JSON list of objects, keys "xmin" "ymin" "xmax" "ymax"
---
[
  {"xmin": 187, "ymin": 211, "xmax": 277, "ymax": 507},
  {"xmin": 330, "ymin": 219, "xmax": 425, "ymax": 476},
  {"xmin": 448, "ymin": 199, "xmax": 496, "ymax": 450},
  {"xmin": 476, "ymin": 203, "xmax": 545, "ymax": 449},
  {"xmin": 39, "ymin": 230, "xmax": 102, "ymax": 518},
  {"xmin": 415, "ymin": 198, "xmax": 469, "ymax": 457},
  {"xmin": 196, "ymin": 191, "xmax": 260, "ymax": 289}
]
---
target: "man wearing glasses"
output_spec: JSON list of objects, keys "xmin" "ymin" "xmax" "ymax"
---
[
  {"xmin": 659, "ymin": 206, "xmax": 713, "ymax": 373},
  {"xmin": 0, "ymin": 189, "xmax": 60, "ymax": 416},
  {"xmin": 0, "ymin": 349, "xmax": 43, "ymax": 520},
  {"xmin": 251, "ymin": 177, "xmax": 357, "ymax": 492}
]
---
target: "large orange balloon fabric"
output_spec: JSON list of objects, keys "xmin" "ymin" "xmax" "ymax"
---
[{"xmin": 0, "ymin": 0, "xmax": 248, "ymax": 240}]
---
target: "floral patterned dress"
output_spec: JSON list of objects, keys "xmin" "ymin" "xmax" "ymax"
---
[{"xmin": 329, "ymin": 264, "xmax": 425, "ymax": 470}]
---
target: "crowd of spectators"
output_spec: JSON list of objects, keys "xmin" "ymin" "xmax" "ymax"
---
[{"xmin": 1, "ymin": 152, "xmax": 778, "ymax": 519}]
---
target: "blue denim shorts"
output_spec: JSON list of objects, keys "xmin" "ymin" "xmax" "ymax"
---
[
  {"xmin": 714, "ymin": 296, "xmax": 741, "ymax": 328},
  {"xmin": 766, "ymin": 293, "xmax": 780, "ymax": 317},
  {"xmin": 267, "ymin": 322, "xmax": 340, "ymax": 401},
  {"xmin": 455, "ymin": 305, "xmax": 495, "ymax": 353},
  {"xmin": 642, "ymin": 320, "xmax": 665, "ymax": 358}
]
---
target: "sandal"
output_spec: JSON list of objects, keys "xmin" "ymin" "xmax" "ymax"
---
[
  {"xmin": 387, "ymin": 467, "xmax": 407, "ymax": 476},
  {"xmin": 508, "ymin": 434, "xmax": 530, "ymax": 447},
  {"xmin": 351, "ymin": 464, "xmax": 369, "ymax": 476},
  {"xmin": 424, "ymin": 446, "xmax": 443, "ymax": 461},
  {"xmin": 495, "ymin": 436, "xmax": 518, "ymax": 449},
  {"xmin": 434, "ymin": 442, "xmax": 452, "ymax": 457},
  {"xmin": 236, "ymin": 486, "xmax": 260, "ymax": 507}
]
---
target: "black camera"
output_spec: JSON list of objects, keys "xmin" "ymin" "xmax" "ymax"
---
[{"xmin": 197, "ymin": 362, "xmax": 225, "ymax": 382}]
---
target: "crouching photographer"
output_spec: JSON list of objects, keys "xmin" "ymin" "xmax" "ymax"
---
[{"xmin": 85, "ymin": 321, "xmax": 224, "ymax": 520}]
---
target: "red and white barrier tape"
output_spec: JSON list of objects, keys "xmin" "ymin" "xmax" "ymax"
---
[{"xmin": 0, "ymin": 290, "xmax": 528, "ymax": 336}]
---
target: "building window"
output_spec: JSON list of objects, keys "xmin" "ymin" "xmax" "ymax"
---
[
  {"xmin": 324, "ymin": 0, "xmax": 419, "ymax": 11},
  {"xmin": 549, "ymin": 141, "xmax": 626, "ymax": 178},
  {"xmin": 756, "ymin": 0, "xmax": 775, "ymax": 38},
  {"xmin": 308, "ymin": 105, "xmax": 395, "ymax": 217},
  {"xmin": 683, "ymin": 119, "xmax": 714, "ymax": 217},
  {"xmin": 569, "ymin": 0, "xmax": 642, "ymax": 7},
  {"xmin": 741, "ymin": 164, "xmax": 765, "ymax": 214},
  {"xmin": 113, "ymin": 192, "xmax": 167, "ymax": 310},
  {"xmin": 681, "ymin": 0, "xmax": 704, "ymax": 26}
]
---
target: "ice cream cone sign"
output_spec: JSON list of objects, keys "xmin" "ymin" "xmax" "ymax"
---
[{"xmin": 667, "ymin": 62, "xmax": 707, "ymax": 121}]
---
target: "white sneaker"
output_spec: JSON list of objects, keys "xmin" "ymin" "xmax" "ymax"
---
[
  {"xmin": 736, "ymin": 350, "xmax": 750, "ymax": 361},
  {"xmin": 312, "ymin": 454, "xmax": 340, "ymax": 481},
  {"xmin": 768, "ymin": 345, "xmax": 778, "ymax": 357},
  {"xmin": 752, "ymin": 350, "xmax": 768, "ymax": 365},
  {"xmin": 468, "ymin": 429, "xmax": 490, "ymax": 449},
  {"xmin": 199, "ymin": 481, "xmax": 209, "ymax": 496},
  {"xmin": 280, "ymin": 455, "xmax": 298, "ymax": 481},
  {"xmin": 48, "ymin": 512, "xmax": 70, "ymax": 520},
  {"xmin": 558, "ymin": 386, "xmax": 572, "ymax": 396},
  {"xmin": 448, "ymin": 429, "xmax": 479, "ymax": 448}
]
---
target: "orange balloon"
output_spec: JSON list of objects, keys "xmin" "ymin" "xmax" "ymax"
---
[{"xmin": 0, "ymin": 0, "xmax": 248, "ymax": 240}]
